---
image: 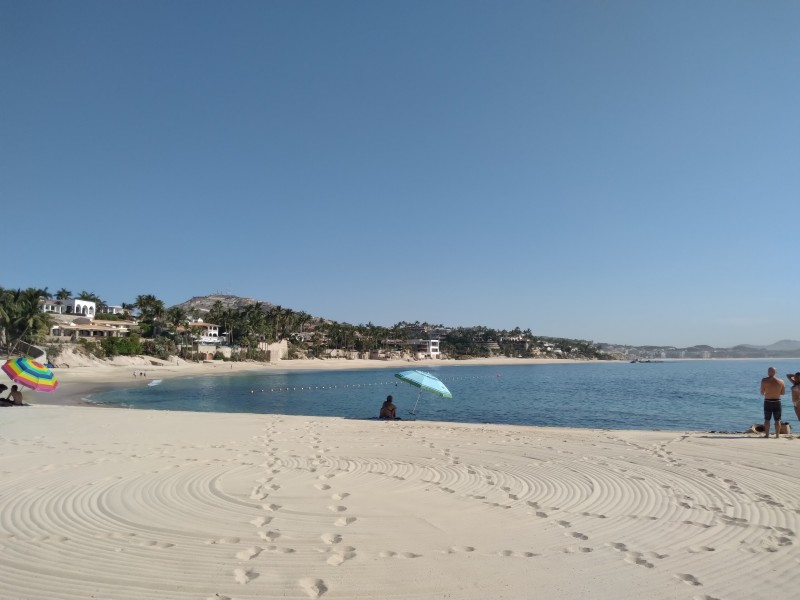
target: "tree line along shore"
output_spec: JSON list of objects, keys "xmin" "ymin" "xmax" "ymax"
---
[{"xmin": 0, "ymin": 287, "xmax": 610, "ymax": 365}]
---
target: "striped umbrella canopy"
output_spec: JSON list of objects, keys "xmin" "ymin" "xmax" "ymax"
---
[
  {"xmin": 2, "ymin": 357, "xmax": 58, "ymax": 392},
  {"xmin": 394, "ymin": 370, "xmax": 452, "ymax": 415}
]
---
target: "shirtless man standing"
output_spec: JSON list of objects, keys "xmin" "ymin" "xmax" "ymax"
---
[{"xmin": 760, "ymin": 367, "xmax": 785, "ymax": 438}]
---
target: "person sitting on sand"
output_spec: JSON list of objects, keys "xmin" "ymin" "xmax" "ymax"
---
[
  {"xmin": 1, "ymin": 385, "xmax": 26, "ymax": 406},
  {"xmin": 760, "ymin": 367, "xmax": 785, "ymax": 438},
  {"xmin": 0, "ymin": 384, "xmax": 10, "ymax": 407},
  {"xmin": 379, "ymin": 395, "xmax": 399, "ymax": 419},
  {"xmin": 787, "ymin": 372, "xmax": 800, "ymax": 422},
  {"xmin": 8, "ymin": 385, "xmax": 27, "ymax": 406}
]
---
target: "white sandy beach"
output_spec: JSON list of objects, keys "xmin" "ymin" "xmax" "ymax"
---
[{"xmin": 2, "ymin": 367, "xmax": 798, "ymax": 600}]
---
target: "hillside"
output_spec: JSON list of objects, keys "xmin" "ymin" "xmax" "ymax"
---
[{"xmin": 173, "ymin": 294, "xmax": 275, "ymax": 315}]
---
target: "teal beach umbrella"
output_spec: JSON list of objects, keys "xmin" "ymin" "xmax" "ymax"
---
[{"xmin": 394, "ymin": 370, "xmax": 452, "ymax": 415}]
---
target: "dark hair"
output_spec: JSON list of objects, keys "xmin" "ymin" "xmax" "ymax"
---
[{"xmin": 385, "ymin": 395, "xmax": 393, "ymax": 403}]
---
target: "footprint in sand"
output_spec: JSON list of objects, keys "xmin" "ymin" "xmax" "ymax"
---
[
  {"xmin": 331, "ymin": 493, "xmax": 349, "ymax": 500},
  {"xmin": 443, "ymin": 546, "xmax": 475, "ymax": 554},
  {"xmin": 258, "ymin": 530, "xmax": 281, "ymax": 541},
  {"xmin": 262, "ymin": 504, "xmax": 282, "ymax": 512},
  {"xmin": 718, "ymin": 514, "xmax": 748, "ymax": 527},
  {"xmin": 327, "ymin": 547, "xmax": 356, "ymax": 566},
  {"xmin": 609, "ymin": 542, "xmax": 628, "ymax": 552},
  {"xmin": 569, "ymin": 532, "xmax": 589, "ymax": 541},
  {"xmin": 236, "ymin": 546, "xmax": 263, "ymax": 560},
  {"xmin": 265, "ymin": 545, "xmax": 296, "ymax": 554},
  {"xmin": 683, "ymin": 520, "xmax": 713, "ymax": 529},
  {"xmin": 687, "ymin": 546, "xmax": 715, "ymax": 553},
  {"xmin": 250, "ymin": 516, "xmax": 272, "ymax": 527},
  {"xmin": 556, "ymin": 520, "xmax": 571, "ymax": 528},
  {"xmin": 299, "ymin": 577, "xmax": 327, "ymax": 598},
  {"xmin": 321, "ymin": 533, "xmax": 341, "ymax": 545},
  {"xmin": 328, "ymin": 505, "xmax": 347, "ymax": 512},
  {"xmin": 233, "ymin": 567, "xmax": 256, "ymax": 584},
  {"xmin": 206, "ymin": 537, "xmax": 241, "ymax": 545},
  {"xmin": 624, "ymin": 552, "xmax": 654, "ymax": 568},
  {"xmin": 315, "ymin": 483, "xmax": 331, "ymax": 491},
  {"xmin": 675, "ymin": 573, "xmax": 702, "ymax": 586},
  {"xmin": 334, "ymin": 517, "xmax": 356, "ymax": 527}
]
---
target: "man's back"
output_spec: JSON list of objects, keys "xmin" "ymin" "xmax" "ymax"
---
[{"xmin": 761, "ymin": 375, "xmax": 785, "ymax": 399}]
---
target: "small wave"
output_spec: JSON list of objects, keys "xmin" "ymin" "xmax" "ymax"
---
[{"xmin": 147, "ymin": 379, "xmax": 163, "ymax": 387}]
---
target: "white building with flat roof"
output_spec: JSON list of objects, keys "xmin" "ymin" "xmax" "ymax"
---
[
  {"xmin": 409, "ymin": 338, "xmax": 441, "ymax": 359},
  {"xmin": 40, "ymin": 298, "xmax": 97, "ymax": 319}
]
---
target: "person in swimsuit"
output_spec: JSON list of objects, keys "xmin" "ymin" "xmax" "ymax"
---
[
  {"xmin": 786, "ymin": 371, "xmax": 800, "ymax": 422},
  {"xmin": 760, "ymin": 367, "xmax": 785, "ymax": 438},
  {"xmin": 379, "ymin": 395, "xmax": 398, "ymax": 419}
]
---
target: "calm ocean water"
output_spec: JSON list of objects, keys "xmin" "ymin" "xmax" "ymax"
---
[{"xmin": 88, "ymin": 359, "xmax": 800, "ymax": 431}]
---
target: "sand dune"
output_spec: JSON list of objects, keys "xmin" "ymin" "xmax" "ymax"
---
[{"xmin": 1, "ymin": 406, "xmax": 797, "ymax": 599}]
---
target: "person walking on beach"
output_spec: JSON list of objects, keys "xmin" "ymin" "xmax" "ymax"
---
[
  {"xmin": 760, "ymin": 367, "xmax": 785, "ymax": 438},
  {"xmin": 786, "ymin": 372, "xmax": 800, "ymax": 422}
]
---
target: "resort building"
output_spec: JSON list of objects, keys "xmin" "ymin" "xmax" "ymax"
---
[
  {"xmin": 98, "ymin": 304, "xmax": 126, "ymax": 316},
  {"xmin": 180, "ymin": 319, "xmax": 223, "ymax": 344},
  {"xmin": 40, "ymin": 298, "xmax": 97, "ymax": 319},
  {"xmin": 49, "ymin": 317, "xmax": 136, "ymax": 339},
  {"xmin": 409, "ymin": 338, "xmax": 441, "ymax": 359}
]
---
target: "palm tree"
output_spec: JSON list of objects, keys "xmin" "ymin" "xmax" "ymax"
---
[
  {"xmin": 56, "ymin": 288, "xmax": 72, "ymax": 300},
  {"xmin": 0, "ymin": 288, "xmax": 54, "ymax": 354},
  {"xmin": 166, "ymin": 306, "xmax": 187, "ymax": 331},
  {"xmin": 77, "ymin": 291, "xmax": 104, "ymax": 305},
  {"xmin": 135, "ymin": 294, "xmax": 166, "ymax": 337}
]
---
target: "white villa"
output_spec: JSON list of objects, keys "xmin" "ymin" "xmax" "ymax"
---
[
  {"xmin": 40, "ymin": 298, "xmax": 97, "ymax": 318},
  {"xmin": 178, "ymin": 319, "xmax": 223, "ymax": 344}
]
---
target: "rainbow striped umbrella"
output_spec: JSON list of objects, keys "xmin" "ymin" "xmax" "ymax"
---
[{"xmin": 2, "ymin": 357, "xmax": 58, "ymax": 392}]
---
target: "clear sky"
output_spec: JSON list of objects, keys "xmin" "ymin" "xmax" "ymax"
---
[{"xmin": 2, "ymin": 1, "xmax": 799, "ymax": 348}]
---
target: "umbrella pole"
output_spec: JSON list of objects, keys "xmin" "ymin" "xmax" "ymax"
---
[{"xmin": 411, "ymin": 389, "xmax": 422, "ymax": 415}]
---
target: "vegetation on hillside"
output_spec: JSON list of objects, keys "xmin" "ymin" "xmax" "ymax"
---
[
  {"xmin": 0, "ymin": 288, "xmax": 610, "ymax": 362},
  {"xmin": 0, "ymin": 287, "xmax": 54, "ymax": 353}
]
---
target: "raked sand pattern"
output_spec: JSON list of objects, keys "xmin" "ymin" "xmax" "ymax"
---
[{"xmin": 1, "ymin": 406, "xmax": 798, "ymax": 600}]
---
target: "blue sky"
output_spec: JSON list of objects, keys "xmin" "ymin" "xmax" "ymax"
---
[{"xmin": 2, "ymin": 1, "xmax": 799, "ymax": 347}]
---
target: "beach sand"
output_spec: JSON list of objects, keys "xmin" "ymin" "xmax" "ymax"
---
[{"xmin": 2, "ymin": 392, "xmax": 798, "ymax": 599}]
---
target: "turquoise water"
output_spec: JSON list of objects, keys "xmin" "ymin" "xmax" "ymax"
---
[{"xmin": 88, "ymin": 359, "xmax": 800, "ymax": 431}]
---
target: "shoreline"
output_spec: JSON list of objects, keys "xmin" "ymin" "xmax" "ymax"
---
[{"xmin": 47, "ymin": 356, "xmax": 609, "ymax": 406}]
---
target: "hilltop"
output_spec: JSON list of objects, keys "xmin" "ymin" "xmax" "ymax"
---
[{"xmin": 173, "ymin": 294, "xmax": 275, "ymax": 315}]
